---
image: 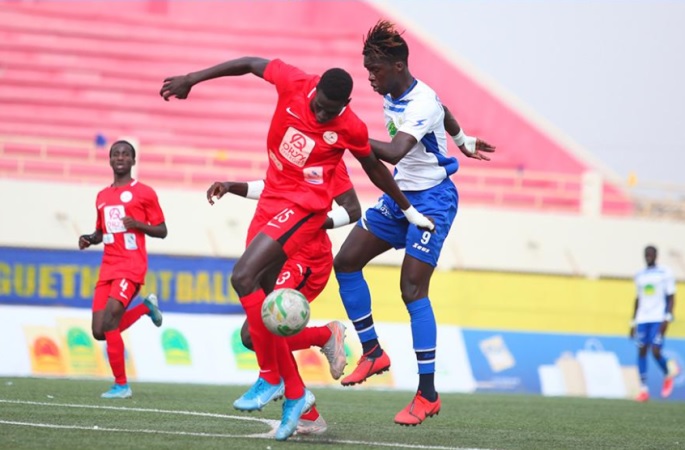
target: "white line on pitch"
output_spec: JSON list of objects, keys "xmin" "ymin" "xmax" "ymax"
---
[
  {"xmin": 0, "ymin": 399, "xmax": 268, "ymax": 422},
  {"xmin": 0, "ymin": 399, "xmax": 489, "ymax": 450}
]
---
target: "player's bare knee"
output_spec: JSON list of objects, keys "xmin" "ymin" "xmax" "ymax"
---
[
  {"xmin": 334, "ymin": 252, "xmax": 359, "ymax": 273},
  {"xmin": 101, "ymin": 314, "xmax": 120, "ymax": 332},
  {"xmin": 241, "ymin": 333, "xmax": 253, "ymax": 350},
  {"xmin": 400, "ymin": 279, "xmax": 428, "ymax": 303},
  {"xmin": 230, "ymin": 268, "xmax": 256, "ymax": 296},
  {"xmin": 92, "ymin": 328, "xmax": 105, "ymax": 341}
]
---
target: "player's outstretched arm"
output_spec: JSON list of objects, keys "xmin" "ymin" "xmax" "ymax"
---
[
  {"xmin": 357, "ymin": 153, "xmax": 434, "ymax": 231},
  {"xmin": 443, "ymin": 105, "xmax": 496, "ymax": 161},
  {"xmin": 78, "ymin": 230, "xmax": 103, "ymax": 249},
  {"xmin": 324, "ymin": 188, "xmax": 361, "ymax": 229},
  {"xmin": 160, "ymin": 57, "xmax": 270, "ymax": 101},
  {"xmin": 206, "ymin": 180, "xmax": 265, "ymax": 205}
]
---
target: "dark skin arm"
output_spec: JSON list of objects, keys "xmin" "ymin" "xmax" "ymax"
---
[
  {"xmin": 443, "ymin": 105, "xmax": 496, "ymax": 161},
  {"xmin": 372, "ymin": 108, "xmax": 496, "ymax": 165},
  {"xmin": 443, "ymin": 105, "xmax": 463, "ymax": 136},
  {"xmin": 357, "ymin": 152, "xmax": 411, "ymax": 210},
  {"xmin": 206, "ymin": 181, "xmax": 249, "ymax": 205},
  {"xmin": 206, "ymin": 180, "xmax": 361, "ymax": 230},
  {"xmin": 78, "ymin": 230, "xmax": 103, "ymax": 249},
  {"xmin": 323, "ymin": 188, "xmax": 361, "ymax": 229},
  {"xmin": 370, "ymin": 132, "xmax": 417, "ymax": 166},
  {"xmin": 121, "ymin": 218, "xmax": 168, "ymax": 239},
  {"xmin": 629, "ymin": 296, "xmax": 639, "ymax": 339},
  {"xmin": 660, "ymin": 294, "xmax": 675, "ymax": 335},
  {"xmin": 160, "ymin": 57, "xmax": 270, "ymax": 101},
  {"xmin": 78, "ymin": 221, "xmax": 166, "ymax": 248}
]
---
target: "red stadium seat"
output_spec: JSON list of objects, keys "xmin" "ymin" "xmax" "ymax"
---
[{"xmin": 0, "ymin": 1, "xmax": 634, "ymax": 214}]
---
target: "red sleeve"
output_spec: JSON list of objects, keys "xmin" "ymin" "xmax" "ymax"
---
[
  {"xmin": 263, "ymin": 59, "xmax": 310, "ymax": 95},
  {"xmin": 343, "ymin": 118, "xmax": 371, "ymax": 159},
  {"xmin": 331, "ymin": 160, "xmax": 353, "ymax": 197},
  {"xmin": 143, "ymin": 187, "xmax": 165, "ymax": 225}
]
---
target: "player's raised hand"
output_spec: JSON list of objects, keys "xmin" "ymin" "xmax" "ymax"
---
[
  {"xmin": 206, "ymin": 182, "xmax": 229, "ymax": 205},
  {"xmin": 160, "ymin": 75, "xmax": 193, "ymax": 101},
  {"xmin": 461, "ymin": 137, "xmax": 496, "ymax": 161}
]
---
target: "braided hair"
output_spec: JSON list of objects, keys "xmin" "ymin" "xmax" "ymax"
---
[{"xmin": 362, "ymin": 20, "xmax": 409, "ymax": 64}]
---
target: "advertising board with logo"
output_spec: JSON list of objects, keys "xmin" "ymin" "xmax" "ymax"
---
[
  {"xmin": 462, "ymin": 328, "xmax": 685, "ymax": 401},
  {"xmin": 0, "ymin": 246, "xmax": 241, "ymax": 314},
  {"xmin": 0, "ymin": 304, "xmax": 476, "ymax": 393}
]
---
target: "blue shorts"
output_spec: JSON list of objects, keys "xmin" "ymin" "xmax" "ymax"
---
[
  {"xmin": 358, "ymin": 178, "xmax": 458, "ymax": 267},
  {"xmin": 635, "ymin": 322, "xmax": 664, "ymax": 348}
]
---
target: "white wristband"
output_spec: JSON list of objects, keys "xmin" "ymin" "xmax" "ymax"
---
[
  {"xmin": 665, "ymin": 313, "xmax": 674, "ymax": 322},
  {"xmin": 463, "ymin": 135, "xmax": 477, "ymax": 155},
  {"xmin": 245, "ymin": 180, "xmax": 265, "ymax": 200},
  {"xmin": 402, "ymin": 205, "xmax": 434, "ymax": 231},
  {"xmin": 452, "ymin": 129, "xmax": 466, "ymax": 147},
  {"xmin": 327, "ymin": 207, "xmax": 351, "ymax": 228}
]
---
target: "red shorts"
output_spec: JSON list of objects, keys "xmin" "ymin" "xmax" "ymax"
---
[
  {"xmin": 247, "ymin": 200, "xmax": 327, "ymax": 258},
  {"xmin": 275, "ymin": 255, "xmax": 333, "ymax": 303},
  {"xmin": 93, "ymin": 278, "xmax": 140, "ymax": 312}
]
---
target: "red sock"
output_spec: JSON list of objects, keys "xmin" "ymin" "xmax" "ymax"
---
[
  {"xmin": 119, "ymin": 304, "xmax": 148, "ymax": 332},
  {"xmin": 274, "ymin": 337, "xmax": 305, "ymax": 399},
  {"xmin": 286, "ymin": 325, "xmax": 332, "ymax": 351},
  {"xmin": 241, "ymin": 290, "xmax": 280, "ymax": 385},
  {"xmin": 300, "ymin": 406, "xmax": 320, "ymax": 421},
  {"xmin": 104, "ymin": 329, "xmax": 126, "ymax": 385}
]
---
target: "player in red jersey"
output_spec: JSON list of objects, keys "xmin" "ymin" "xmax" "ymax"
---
[
  {"xmin": 207, "ymin": 160, "xmax": 359, "ymax": 436},
  {"xmin": 78, "ymin": 140, "xmax": 167, "ymax": 399},
  {"xmin": 161, "ymin": 57, "xmax": 433, "ymax": 441}
]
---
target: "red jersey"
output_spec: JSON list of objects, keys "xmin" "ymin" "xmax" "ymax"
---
[
  {"xmin": 295, "ymin": 160, "xmax": 354, "ymax": 265},
  {"xmin": 261, "ymin": 59, "xmax": 371, "ymax": 213},
  {"xmin": 94, "ymin": 180, "xmax": 165, "ymax": 283}
]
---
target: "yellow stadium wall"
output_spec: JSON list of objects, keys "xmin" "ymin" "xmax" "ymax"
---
[{"xmin": 311, "ymin": 266, "xmax": 685, "ymax": 338}]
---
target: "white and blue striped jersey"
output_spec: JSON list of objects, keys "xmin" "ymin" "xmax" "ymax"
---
[
  {"xmin": 634, "ymin": 265, "xmax": 676, "ymax": 324},
  {"xmin": 382, "ymin": 79, "xmax": 458, "ymax": 191}
]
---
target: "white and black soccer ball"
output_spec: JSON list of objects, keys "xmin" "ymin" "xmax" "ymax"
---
[{"xmin": 261, "ymin": 288, "xmax": 310, "ymax": 337}]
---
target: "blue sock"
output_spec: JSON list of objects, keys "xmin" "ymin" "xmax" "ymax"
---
[
  {"xmin": 407, "ymin": 297, "xmax": 437, "ymax": 400},
  {"xmin": 655, "ymin": 353, "xmax": 669, "ymax": 374},
  {"xmin": 638, "ymin": 354, "xmax": 648, "ymax": 383},
  {"xmin": 336, "ymin": 271, "xmax": 380, "ymax": 355}
]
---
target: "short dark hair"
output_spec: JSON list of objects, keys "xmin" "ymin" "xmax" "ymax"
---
[
  {"xmin": 318, "ymin": 68, "xmax": 353, "ymax": 101},
  {"xmin": 109, "ymin": 140, "xmax": 136, "ymax": 159},
  {"xmin": 363, "ymin": 20, "xmax": 409, "ymax": 64}
]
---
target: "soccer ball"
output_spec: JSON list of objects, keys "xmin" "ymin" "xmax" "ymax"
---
[{"xmin": 261, "ymin": 288, "xmax": 310, "ymax": 337}]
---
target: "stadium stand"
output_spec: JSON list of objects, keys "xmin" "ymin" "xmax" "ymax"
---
[{"xmin": 0, "ymin": 1, "xmax": 633, "ymax": 214}]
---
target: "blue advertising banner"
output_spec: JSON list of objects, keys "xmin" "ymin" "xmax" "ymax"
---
[
  {"xmin": 462, "ymin": 328, "xmax": 685, "ymax": 401},
  {"xmin": 0, "ymin": 246, "xmax": 243, "ymax": 314}
]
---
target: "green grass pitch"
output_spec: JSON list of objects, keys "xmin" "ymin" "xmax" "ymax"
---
[{"xmin": 0, "ymin": 377, "xmax": 682, "ymax": 449}]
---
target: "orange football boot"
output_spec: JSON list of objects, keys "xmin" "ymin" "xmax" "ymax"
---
[
  {"xmin": 340, "ymin": 346, "xmax": 391, "ymax": 386},
  {"xmin": 394, "ymin": 391, "xmax": 441, "ymax": 426}
]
